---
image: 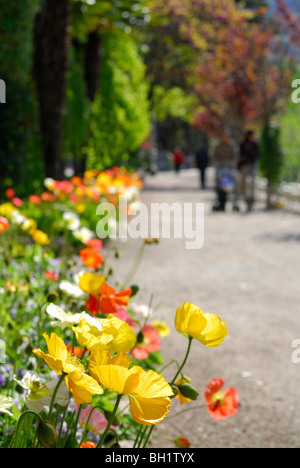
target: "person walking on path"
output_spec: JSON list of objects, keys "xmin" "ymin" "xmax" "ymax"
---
[
  {"xmin": 238, "ymin": 130, "xmax": 260, "ymax": 212},
  {"xmin": 195, "ymin": 137, "xmax": 209, "ymax": 189},
  {"xmin": 173, "ymin": 146, "xmax": 185, "ymax": 174},
  {"xmin": 212, "ymin": 133, "xmax": 238, "ymax": 212}
]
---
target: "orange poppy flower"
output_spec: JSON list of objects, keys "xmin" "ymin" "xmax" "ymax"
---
[
  {"xmin": 0, "ymin": 217, "xmax": 10, "ymax": 234},
  {"xmin": 80, "ymin": 441, "xmax": 97, "ymax": 448},
  {"xmin": 28, "ymin": 195, "xmax": 42, "ymax": 205},
  {"xmin": 204, "ymin": 378, "xmax": 239, "ymax": 421},
  {"xmin": 86, "ymin": 283, "xmax": 132, "ymax": 315},
  {"xmin": 80, "ymin": 248, "xmax": 104, "ymax": 269}
]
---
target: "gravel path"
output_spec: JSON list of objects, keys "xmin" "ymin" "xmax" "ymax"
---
[{"xmin": 106, "ymin": 169, "xmax": 300, "ymax": 448}]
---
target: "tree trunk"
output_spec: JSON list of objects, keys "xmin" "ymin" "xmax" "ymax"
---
[
  {"xmin": 84, "ymin": 30, "xmax": 102, "ymax": 103},
  {"xmin": 33, "ymin": 0, "xmax": 71, "ymax": 180}
]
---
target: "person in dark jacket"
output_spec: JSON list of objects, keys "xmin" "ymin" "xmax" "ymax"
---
[
  {"xmin": 195, "ymin": 137, "xmax": 209, "ymax": 189},
  {"xmin": 238, "ymin": 130, "xmax": 260, "ymax": 212}
]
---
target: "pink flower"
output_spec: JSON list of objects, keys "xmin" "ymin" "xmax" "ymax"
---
[
  {"xmin": 131, "ymin": 324, "xmax": 161, "ymax": 360},
  {"xmin": 12, "ymin": 197, "xmax": 23, "ymax": 208},
  {"xmin": 114, "ymin": 306, "xmax": 137, "ymax": 330},
  {"xmin": 85, "ymin": 238, "xmax": 103, "ymax": 251},
  {"xmin": 74, "ymin": 404, "xmax": 115, "ymax": 434}
]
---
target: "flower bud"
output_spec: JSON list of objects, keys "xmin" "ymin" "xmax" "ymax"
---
[
  {"xmin": 178, "ymin": 383, "xmax": 199, "ymax": 400},
  {"xmin": 174, "ymin": 437, "xmax": 190, "ymax": 448},
  {"xmin": 36, "ymin": 420, "xmax": 57, "ymax": 448},
  {"xmin": 47, "ymin": 291, "xmax": 59, "ymax": 303},
  {"xmin": 104, "ymin": 411, "xmax": 120, "ymax": 427}
]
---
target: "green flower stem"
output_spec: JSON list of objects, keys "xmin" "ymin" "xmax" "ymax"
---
[
  {"xmin": 158, "ymin": 359, "xmax": 181, "ymax": 375},
  {"xmin": 120, "ymin": 241, "xmax": 145, "ymax": 290},
  {"xmin": 48, "ymin": 373, "xmax": 66, "ymax": 420},
  {"xmin": 97, "ymin": 394, "xmax": 122, "ymax": 448},
  {"xmin": 12, "ymin": 410, "xmax": 44, "ymax": 448},
  {"xmin": 105, "ymin": 429, "xmax": 119, "ymax": 448},
  {"xmin": 165, "ymin": 404, "xmax": 208, "ymax": 420},
  {"xmin": 135, "ymin": 425, "xmax": 149, "ymax": 448},
  {"xmin": 72, "ymin": 403, "xmax": 82, "ymax": 447},
  {"xmin": 57, "ymin": 403, "xmax": 69, "ymax": 447},
  {"xmin": 133, "ymin": 424, "xmax": 144, "ymax": 448},
  {"xmin": 142, "ymin": 425, "xmax": 154, "ymax": 448},
  {"xmin": 170, "ymin": 337, "xmax": 193, "ymax": 386}
]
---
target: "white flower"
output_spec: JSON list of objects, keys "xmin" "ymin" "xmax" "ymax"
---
[
  {"xmin": 15, "ymin": 372, "xmax": 70, "ymax": 413},
  {"xmin": 46, "ymin": 303, "xmax": 103, "ymax": 332},
  {"xmin": 0, "ymin": 395, "xmax": 15, "ymax": 416},
  {"xmin": 130, "ymin": 303, "xmax": 153, "ymax": 318},
  {"xmin": 10, "ymin": 210, "xmax": 27, "ymax": 225},
  {"xmin": 44, "ymin": 178, "xmax": 55, "ymax": 190},
  {"xmin": 63, "ymin": 211, "xmax": 80, "ymax": 231},
  {"xmin": 73, "ymin": 227, "xmax": 94, "ymax": 243},
  {"xmin": 59, "ymin": 280, "xmax": 84, "ymax": 298},
  {"xmin": 15, "ymin": 371, "xmax": 47, "ymax": 395}
]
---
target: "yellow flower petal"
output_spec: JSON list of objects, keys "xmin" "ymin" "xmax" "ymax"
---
[
  {"xmin": 78, "ymin": 273, "xmax": 105, "ymax": 295},
  {"xmin": 175, "ymin": 303, "xmax": 227, "ymax": 347},
  {"xmin": 66, "ymin": 371, "xmax": 103, "ymax": 404}
]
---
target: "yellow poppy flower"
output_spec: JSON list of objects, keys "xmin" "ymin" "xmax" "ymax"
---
[
  {"xmin": 73, "ymin": 314, "xmax": 136, "ymax": 353},
  {"xmin": 33, "ymin": 333, "xmax": 103, "ymax": 404},
  {"xmin": 88, "ymin": 349, "xmax": 132, "ymax": 371},
  {"xmin": 31, "ymin": 230, "xmax": 50, "ymax": 246},
  {"xmin": 175, "ymin": 302, "xmax": 228, "ymax": 347},
  {"xmin": 151, "ymin": 320, "xmax": 171, "ymax": 337},
  {"xmin": 0, "ymin": 203, "xmax": 14, "ymax": 218},
  {"xmin": 88, "ymin": 350, "xmax": 174, "ymax": 426},
  {"xmin": 78, "ymin": 272, "xmax": 105, "ymax": 296}
]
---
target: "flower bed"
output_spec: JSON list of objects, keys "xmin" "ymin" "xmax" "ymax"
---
[{"xmin": 0, "ymin": 168, "xmax": 238, "ymax": 448}]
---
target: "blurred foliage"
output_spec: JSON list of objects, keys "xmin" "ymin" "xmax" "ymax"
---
[
  {"xmin": 85, "ymin": 31, "xmax": 151, "ymax": 169},
  {"xmin": 0, "ymin": 0, "xmax": 299, "ymax": 195},
  {"xmin": 0, "ymin": 0, "xmax": 43, "ymax": 196},
  {"xmin": 260, "ymin": 123, "xmax": 283, "ymax": 186},
  {"xmin": 279, "ymin": 92, "xmax": 300, "ymax": 182}
]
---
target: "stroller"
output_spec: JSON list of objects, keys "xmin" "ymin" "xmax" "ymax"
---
[{"xmin": 213, "ymin": 167, "xmax": 239, "ymax": 212}]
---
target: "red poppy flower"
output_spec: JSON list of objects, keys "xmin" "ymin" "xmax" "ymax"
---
[
  {"xmin": 80, "ymin": 248, "xmax": 103, "ymax": 269},
  {"xmin": 45, "ymin": 271, "xmax": 59, "ymax": 281},
  {"xmin": 5, "ymin": 188, "xmax": 15, "ymax": 199},
  {"xmin": 204, "ymin": 378, "xmax": 239, "ymax": 421},
  {"xmin": 131, "ymin": 324, "xmax": 161, "ymax": 360}
]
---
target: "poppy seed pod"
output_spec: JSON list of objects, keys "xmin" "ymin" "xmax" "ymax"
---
[
  {"xmin": 36, "ymin": 420, "xmax": 57, "ymax": 448},
  {"xmin": 104, "ymin": 411, "xmax": 120, "ymax": 427},
  {"xmin": 178, "ymin": 383, "xmax": 199, "ymax": 401}
]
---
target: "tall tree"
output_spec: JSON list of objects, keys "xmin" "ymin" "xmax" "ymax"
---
[{"xmin": 33, "ymin": 0, "xmax": 72, "ymax": 180}]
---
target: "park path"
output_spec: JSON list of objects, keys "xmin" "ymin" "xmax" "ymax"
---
[{"xmin": 105, "ymin": 168, "xmax": 300, "ymax": 448}]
